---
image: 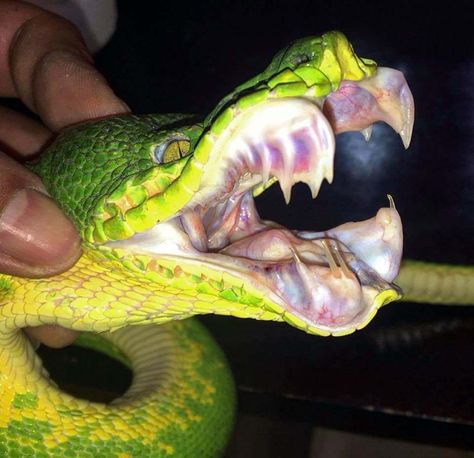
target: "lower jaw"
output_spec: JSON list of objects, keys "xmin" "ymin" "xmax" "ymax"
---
[{"xmin": 105, "ymin": 189, "xmax": 402, "ymax": 334}]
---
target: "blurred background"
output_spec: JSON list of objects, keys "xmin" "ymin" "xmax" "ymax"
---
[{"xmin": 25, "ymin": 0, "xmax": 474, "ymax": 456}]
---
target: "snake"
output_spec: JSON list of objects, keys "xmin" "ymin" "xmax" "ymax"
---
[{"xmin": 0, "ymin": 31, "xmax": 472, "ymax": 457}]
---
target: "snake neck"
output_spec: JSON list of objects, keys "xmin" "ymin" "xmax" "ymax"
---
[
  {"xmin": 0, "ymin": 250, "xmax": 239, "ymax": 453},
  {"xmin": 0, "ymin": 247, "xmax": 284, "ymax": 336}
]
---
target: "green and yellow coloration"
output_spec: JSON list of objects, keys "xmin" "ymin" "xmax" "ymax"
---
[{"xmin": 0, "ymin": 31, "xmax": 472, "ymax": 457}]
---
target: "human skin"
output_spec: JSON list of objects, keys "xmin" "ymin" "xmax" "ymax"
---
[{"xmin": 0, "ymin": 0, "xmax": 129, "ymax": 347}]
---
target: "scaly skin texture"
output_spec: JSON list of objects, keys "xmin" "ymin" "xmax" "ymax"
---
[{"xmin": 0, "ymin": 31, "xmax": 472, "ymax": 457}]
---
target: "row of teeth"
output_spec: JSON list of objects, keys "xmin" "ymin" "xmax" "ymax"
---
[
  {"xmin": 229, "ymin": 104, "xmax": 337, "ymax": 205},
  {"xmin": 246, "ymin": 120, "xmax": 377, "ymax": 203},
  {"xmin": 361, "ymin": 126, "xmax": 372, "ymax": 142}
]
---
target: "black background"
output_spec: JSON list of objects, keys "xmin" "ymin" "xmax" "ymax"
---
[{"xmin": 36, "ymin": 0, "xmax": 474, "ymax": 454}]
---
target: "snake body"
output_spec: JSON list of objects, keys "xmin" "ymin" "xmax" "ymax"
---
[{"xmin": 0, "ymin": 31, "xmax": 472, "ymax": 457}]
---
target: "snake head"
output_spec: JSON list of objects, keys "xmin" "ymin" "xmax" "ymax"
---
[{"xmin": 34, "ymin": 31, "xmax": 413, "ymax": 337}]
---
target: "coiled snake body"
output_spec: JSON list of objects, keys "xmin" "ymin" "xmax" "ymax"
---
[{"xmin": 0, "ymin": 31, "xmax": 472, "ymax": 457}]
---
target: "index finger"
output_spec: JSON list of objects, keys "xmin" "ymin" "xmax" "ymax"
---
[{"xmin": 0, "ymin": 0, "xmax": 129, "ymax": 130}]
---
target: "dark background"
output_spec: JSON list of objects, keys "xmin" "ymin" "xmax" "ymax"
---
[{"xmin": 37, "ymin": 0, "xmax": 473, "ymax": 455}]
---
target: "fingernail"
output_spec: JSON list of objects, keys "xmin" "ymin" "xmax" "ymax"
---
[
  {"xmin": 118, "ymin": 98, "xmax": 131, "ymax": 112},
  {"xmin": 0, "ymin": 189, "xmax": 81, "ymax": 266}
]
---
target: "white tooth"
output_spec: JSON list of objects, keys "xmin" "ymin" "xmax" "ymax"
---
[
  {"xmin": 323, "ymin": 157, "xmax": 334, "ymax": 184},
  {"xmin": 279, "ymin": 135, "xmax": 297, "ymax": 204},
  {"xmin": 181, "ymin": 212, "xmax": 208, "ymax": 252},
  {"xmin": 400, "ymin": 131, "xmax": 410, "ymax": 149},
  {"xmin": 308, "ymin": 175, "xmax": 322, "ymax": 199},
  {"xmin": 361, "ymin": 126, "xmax": 373, "ymax": 142},
  {"xmin": 307, "ymin": 115, "xmax": 335, "ymax": 186},
  {"xmin": 304, "ymin": 158, "xmax": 328, "ymax": 196},
  {"xmin": 387, "ymin": 194, "xmax": 396, "ymax": 209},
  {"xmin": 291, "ymin": 248, "xmax": 314, "ymax": 299},
  {"xmin": 399, "ymin": 123, "xmax": 413, "ymax": 149},
  {"xmin": 399, "ymin": 84, "xmax": 415, "ymax": 149},
  {"xmin": 260, "ymin": 144, "xmax": 271, "ymax": 184},
  {"xmin": 281, "ymin": 136, "xmax": 295, "ymax": 179},
  {"xmin": 279, "ymin": 179, "xmax": 293, "ymax": 204}
]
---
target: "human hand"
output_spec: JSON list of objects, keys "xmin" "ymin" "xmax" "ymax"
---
[{"xmin": 0, "ymin": 0, "xmax": 129, "ymax": 347}]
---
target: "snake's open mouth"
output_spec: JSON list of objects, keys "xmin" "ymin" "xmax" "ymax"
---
[{"xmin": 108, "ymin": 65, "xmax": 413, "ymax": 335}]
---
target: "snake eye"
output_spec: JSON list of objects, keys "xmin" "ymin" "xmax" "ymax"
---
[{"xmin": 153, "ymin": 138, "xmax": 191, "ymax": 164}]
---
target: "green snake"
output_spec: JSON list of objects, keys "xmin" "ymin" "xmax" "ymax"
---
[{"xmin": 0, "ymin": 31, "xmax": 472, "ymax": 457}]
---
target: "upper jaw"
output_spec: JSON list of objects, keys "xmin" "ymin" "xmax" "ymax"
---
[{"xmin": 178, "ymin": 66, "xmax": 414, "ymax": 215}]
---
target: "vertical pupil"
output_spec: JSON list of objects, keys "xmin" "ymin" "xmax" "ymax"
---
[{"xmin": 161, "ymin": 140, "xmax": 190, "ymax": 163}]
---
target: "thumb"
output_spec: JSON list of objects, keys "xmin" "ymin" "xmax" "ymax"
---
[{"xmin": 0, "ymin": 152, "xmax": 81, "ymax": 277}]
